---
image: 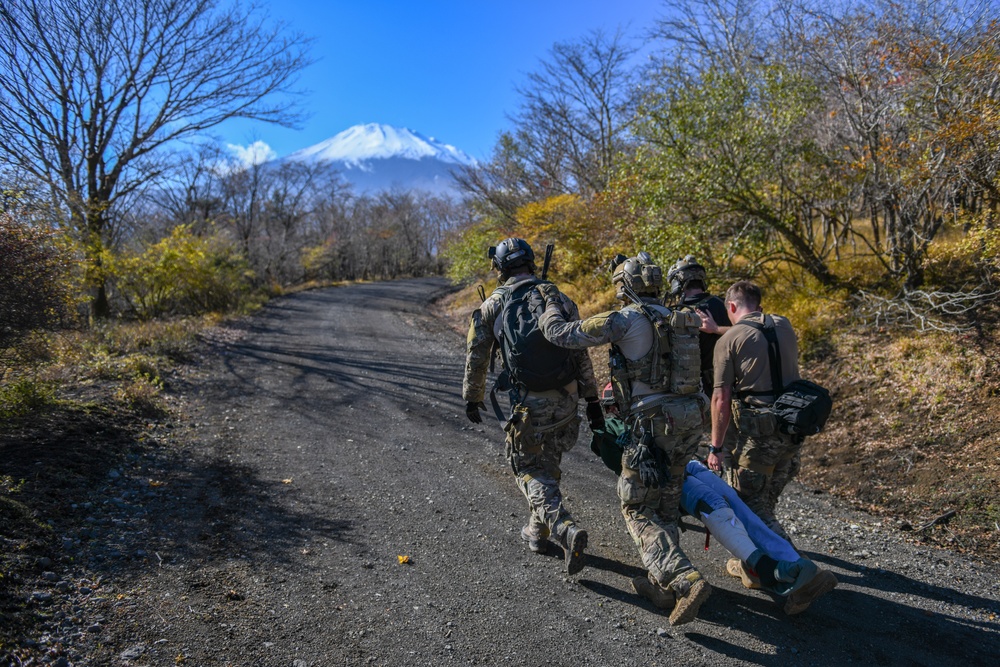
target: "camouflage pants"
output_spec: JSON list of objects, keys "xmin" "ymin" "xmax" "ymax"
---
[
  {"xmin": 618, "ymin": 395, "xmax": 707, "ymax": 587},
  {"xmin": 506, "ymin": 389, "xmax": 582, "ymax": 541},
  {"xmin": 726, "ymin": 429, "xmax": 802, "ymax": 542}
]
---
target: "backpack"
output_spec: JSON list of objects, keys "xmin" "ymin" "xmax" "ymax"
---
[
  {"xmin": 737, "ymin": 318, "xmax": 832, "ymax": 436},
  {"xmin": 495, "ymin": 279, "xmax": 578, "ymax": 392},
  {"xmin": 608, "ymin": 303, "xmax": 702, "ymax": 416}
]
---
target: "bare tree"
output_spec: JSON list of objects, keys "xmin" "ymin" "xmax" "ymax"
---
[
  {"xmin": 0, "ymin": 0, "xmax": 312, "ymax": 317},
  {"xmin": 457, "ymin": 28, "xmax": 640, "ymax": 221}
]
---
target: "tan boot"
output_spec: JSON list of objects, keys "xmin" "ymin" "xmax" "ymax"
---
[
  {"xmin": 632, "ymin": 574, "xmax": 675, "ymax": 610},
  {"xmin": 560, "ymin": 524, "xmax": 587, "ymax": 575},
  {"xmin": 726, "ymin": 558, "xmax": 762, "ymax": 590},
  {"xmin": 668, "ymin": 571, "xmax": 712, "ymax": 626},
  {"xmin": 783, "ymin": 569, "xmax": 838, "ymax": 615},
  {"xmin": 520, "ymin": 525, "xmax": 548, "ymax": 554}
]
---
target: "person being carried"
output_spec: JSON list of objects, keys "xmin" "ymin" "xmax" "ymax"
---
[
  {"xmin": 462, "ymin": 237, "xmax": 602, "ymax": 575},
  {"xmin": 536, "ymin": 252, "xmax": 712, "ymax": 626}
]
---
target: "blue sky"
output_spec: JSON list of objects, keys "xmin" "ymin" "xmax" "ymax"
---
[{"xmin": 216, "ymin": 0, "xmax": 668, "ymax": 162}]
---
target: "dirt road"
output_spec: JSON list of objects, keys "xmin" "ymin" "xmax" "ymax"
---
[{"xmin": 18, "ymin": 278, "xmax": 1000, "ymax": 666}]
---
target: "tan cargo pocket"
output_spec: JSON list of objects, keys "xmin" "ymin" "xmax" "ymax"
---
[
  {"xmin": 504, "ymin": 404, "xmax": 540, "ymax": 455},
  {"xmin": 733, "ymin": 401, "xmax": 777, "ymax": 438},
  {"xmin": 661, "ymin": 397, "xmax": 706, "ymax": 434}
]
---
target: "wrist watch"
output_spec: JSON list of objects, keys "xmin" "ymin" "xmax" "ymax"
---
[{"xmin": 709, "ymin": 446, "xmax": 724, "ymax": 455}]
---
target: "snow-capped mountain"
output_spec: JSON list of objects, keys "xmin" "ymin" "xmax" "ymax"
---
[{"xmin": 283, "ymin": 123, "xmax": 474, "ymax": 196}]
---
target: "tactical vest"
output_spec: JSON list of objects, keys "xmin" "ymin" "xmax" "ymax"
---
[{"xmin": 609, "ymin": 303, "xmax": 702, "ymax": 414}]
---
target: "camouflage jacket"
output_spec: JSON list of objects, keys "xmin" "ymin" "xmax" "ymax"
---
[
  {"xmin": 462, "ymin": 274, "xmax": 598, "ymax": 404},
  {"xmin": 539, "ymin": 298, "xmax": 666, "ymax": 398}
]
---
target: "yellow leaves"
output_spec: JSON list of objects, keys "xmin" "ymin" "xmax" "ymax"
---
[
  {"xmin": 110, "ymin": 224, "xmax": 251, "ymax": 319},
  {"xmin": 148, "ymin": 479, "xmax": 165, "ymax": 487},
  {"xmin": 516, "ymin": 194, "xmax": 582, "ymax": 236},
  {"xmin": 397, "ymin": 555, "xmax": 411, "ymax": 565},
  {"xmin": 281, "ymin": 478, "xmax": 293, "ymax": 484}
]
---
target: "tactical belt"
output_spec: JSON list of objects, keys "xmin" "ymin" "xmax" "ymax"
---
[{"xmin": 489, "ymin": 378, "xmax": 577, "ymax": 428}]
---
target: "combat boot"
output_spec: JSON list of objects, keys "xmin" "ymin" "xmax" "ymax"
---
[
  {"xmin": 783, "ymin": 569, "xmax": 838, "ymax": 615},
  {"xmin": 558, "ymin": 524, "xmax": 587, "ymax": 575},
  {"xmin": 667, "ymin": 570, "xmax": 712, "ymax": 626},
  {"xmin": 520, "ymin": 524, "xmax": 548, "ymax": 555},
  {"xmin": 632, "ymin": 573, "xmax": 675, "ymax": 610},
  {"xmin": 726, "ymin": 558, "xmax": 762, "ymax": 590}
]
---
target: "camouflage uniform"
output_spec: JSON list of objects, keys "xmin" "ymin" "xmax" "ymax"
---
[
  {"xmin": 462, "ymin": 274, "xmax": 598, "ymax": 546},
  {"xmin": 538, "ymin": 300, "xmax": 709, "ymax": 591},
  {"xmin": 675, "ymin": 291, "xmax": 737, "ymax": 460},
  {"xmin": 714, "ymin": 312, "xmax": 802, "ymax": 541}
]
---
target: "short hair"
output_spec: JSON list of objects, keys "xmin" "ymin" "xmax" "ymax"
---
[{"xmin": 725, "ymin": 281, "xmax": 762, "ymax": 311}]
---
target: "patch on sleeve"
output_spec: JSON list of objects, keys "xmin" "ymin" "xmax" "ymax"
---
[
  {"xmin": 579, "ymin": 313, "xmax": 612, "ymax": 339},
  {"xmin": 467, "ymin": 309, "xmax": 486, "ymax": 347}
]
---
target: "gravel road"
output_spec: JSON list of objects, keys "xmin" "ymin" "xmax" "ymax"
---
[{"xmin": 13, "ymin": 278, "xmax": 1000, "ymax": 666}]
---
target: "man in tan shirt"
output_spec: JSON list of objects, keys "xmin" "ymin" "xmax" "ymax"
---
[{"xmin": 707, "ymin": 281, "xmax": 801, "ymax": 542}]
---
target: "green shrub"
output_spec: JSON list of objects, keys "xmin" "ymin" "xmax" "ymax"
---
[
  {"xmin": 113, "ymin": 225, "xmax": 255, "ymax": 318},
  {"xmin": 441, "ymin": 218, "xmax": 507, "ymax": 284},
  {"xmin": 0, "ymin": 378, "xmax": 57, "ymax": 420}
]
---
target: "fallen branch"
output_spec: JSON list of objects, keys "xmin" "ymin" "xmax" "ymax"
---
[{"xmin": 916, "ymin": 509, "xmax": 957, "ymax": 531}]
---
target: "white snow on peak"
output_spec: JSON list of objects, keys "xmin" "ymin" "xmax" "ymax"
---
[{"xmin": 285, "ymin": 123, "xmax": 474, "ymax": 166}]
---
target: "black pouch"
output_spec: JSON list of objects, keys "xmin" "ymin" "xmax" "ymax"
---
[{"xmin": 772, "ymin": 379, "xmax": 832, "ymax": 435}]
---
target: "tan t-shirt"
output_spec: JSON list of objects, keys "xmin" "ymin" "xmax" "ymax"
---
[{"xmin": 713, "ymin": 312, "xmax": 800, "ymax": 401}]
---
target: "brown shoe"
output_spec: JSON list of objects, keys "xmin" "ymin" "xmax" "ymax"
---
[
  {"xmin": 668, "ymin": 571, "xmax": 712, "ymax": 626},
  {"xmin": 561, "ymin": 524, "xmax": 587, "ymax": 575},
  {"xmin": 726, "ymin": 558, "xmax": 762, "ymax": 590},
  {"xmin": 632, "ymin": 575, "xmax": 675, "ymax": 610},
  {"xmin": 783, "ymin": 569, "xmax": 838, "ymax": 615}
]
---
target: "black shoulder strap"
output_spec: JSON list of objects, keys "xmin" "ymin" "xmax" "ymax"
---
[
  {"xmin": 510, "ymin": 277, "xmax": 543, "ymax": 298},
  {"xmin": 735, "ymin": 316, "xmax": 784, "ymax": 398}
]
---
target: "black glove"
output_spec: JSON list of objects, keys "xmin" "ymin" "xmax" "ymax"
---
[
  {"xmin": 465, "ymin": 401, "xmax": 486, "ymax": 424},
  {"xmin": 585, "ymin": 398, "xmax": 605, "ymax": 431},
  {"xmin": 626, "ymin": 421, "xmax": 666, "ymax": 488}
]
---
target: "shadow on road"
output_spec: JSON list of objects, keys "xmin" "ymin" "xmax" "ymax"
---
[{"xmin": 808, "ymin": 550, "xmax": 1000, "ymax": 620}]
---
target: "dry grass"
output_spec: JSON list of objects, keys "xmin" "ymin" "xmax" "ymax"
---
[{"xmin": 801, "ymin": 324, "xmax": 1000, "ymax": 560}]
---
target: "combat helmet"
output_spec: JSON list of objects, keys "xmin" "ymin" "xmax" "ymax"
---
[
  {"xmin": 489, "ymin": 237, "xmax": 536, "ymax": 277},
  {"xmin": 610, "ymin": 252, "xmax": 663, "ymax": 299},
  {"xmin": 667, "ymin": 255, "xmax": 708, "ymax": 298}
]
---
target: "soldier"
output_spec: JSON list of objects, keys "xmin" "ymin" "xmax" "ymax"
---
[
  {"xmin": 707, "ymin": 280, "xmax": 802, "ymax": 544},
  {"xmin": 666, "ymin": 255, "xmax": 737, "ymax": 462},
  {"xmin": 535, "ymin": 252, "xmax": 712, "ymax": 626},
  {"xmin": 665, "ymin": 255, "xmax": 732, "ymax": 395},
  {"xmin": 462, "ymin": 237, "xmax": 602, "ymax": 575}
]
